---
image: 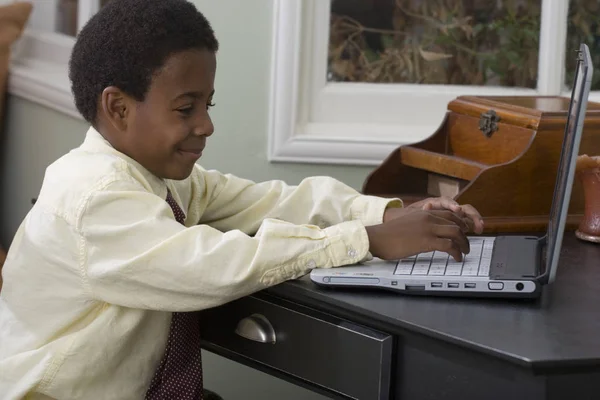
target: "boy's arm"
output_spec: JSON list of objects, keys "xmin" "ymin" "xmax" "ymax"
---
[
  {"xmin": 79, "ymin": 178, "xmax": 369, "ymax": 311},
  {"xmin": 192, "ymin": 166, "xmax": 402, "ymax": 234}
]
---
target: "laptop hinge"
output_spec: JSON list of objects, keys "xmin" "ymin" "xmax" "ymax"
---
[{"xmin": 535, "ymin": 234, "xmax": 549, "ymax": 284}]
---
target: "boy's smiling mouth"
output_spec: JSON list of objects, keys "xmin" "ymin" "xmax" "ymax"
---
[
  {"xmin": 178, "ymin": 145, "xmax": 204, "ymax": 160},
  {"xmin": 180, "ymin": 148, "xmax": 203, "ymax": 154}
]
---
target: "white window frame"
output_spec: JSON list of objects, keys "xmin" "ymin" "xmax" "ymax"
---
[
  {"xmin": 268, "ymin": 0, "xmax": 600, "ymax": 166},
  {"xmin": 9, "ymin": 31, "xmax": 78, "ymax": 119},
  {"xmin": 7, "ymin": 0, "xmax": 102, "ymax": 121}
]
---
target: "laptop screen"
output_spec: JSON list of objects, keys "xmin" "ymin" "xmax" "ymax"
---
[{"xmin": 543, "ymin": 44, "xmax": 593, "ymax": 284}]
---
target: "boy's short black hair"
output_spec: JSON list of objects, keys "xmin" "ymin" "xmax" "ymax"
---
[{"xmin": 69, "ymin": 0, "xmax": 219, "ymax": 124}]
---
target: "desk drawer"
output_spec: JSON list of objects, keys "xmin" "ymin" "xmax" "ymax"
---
[{"xmin": 200, "ymin": 295, "xmax": 392, "ymax": 400}]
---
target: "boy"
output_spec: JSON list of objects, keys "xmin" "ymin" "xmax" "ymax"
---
[{"xmin": 0, "ymin": 0, "xmax": 483, "ymax": 398}]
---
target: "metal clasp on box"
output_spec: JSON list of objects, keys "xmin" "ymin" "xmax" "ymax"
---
[{"xmin": 479, "ymin": 109, "xmax": 500, "ymax": 137}]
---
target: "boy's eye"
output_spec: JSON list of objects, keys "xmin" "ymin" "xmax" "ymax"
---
[
  {"xmin": 206, "ymin": 102, "xmax": 216, "ymax": 110},
  {"xmin": 177, "ymin": 106, "xmax": 194, "ymax": 116}
]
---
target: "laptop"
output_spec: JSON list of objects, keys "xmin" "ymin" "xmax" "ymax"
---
[{"xmin": 310, "ymin": 43, "xmax": 594, "ymax": 299}]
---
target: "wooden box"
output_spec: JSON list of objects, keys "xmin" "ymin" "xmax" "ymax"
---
[{"xmin": 362, "ymin": 96, "xmax": 600, "ymax": 233}]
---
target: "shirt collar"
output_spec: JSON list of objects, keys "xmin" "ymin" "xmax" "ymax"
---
[{"xmin": 80, "ymin": 126, "xmax": 168, "ymax": 198}]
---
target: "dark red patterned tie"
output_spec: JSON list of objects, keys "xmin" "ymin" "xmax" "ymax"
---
[{"xmin": 145, "ymin": 189, "xmax": 203, "ymax": 400}]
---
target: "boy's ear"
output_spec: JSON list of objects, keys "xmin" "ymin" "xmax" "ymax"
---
[{"xmin": 101, "ymin": 86, "xmax": 132, "ymax": 131}]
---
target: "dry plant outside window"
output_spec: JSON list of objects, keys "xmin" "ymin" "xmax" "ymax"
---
[
  {"xmin": 565, "ymin": 0, "xmax": 600, "ymax": 90},
  {"xmin": 328, "ymin": 0, "xmax": 600, "ymax": 90}
]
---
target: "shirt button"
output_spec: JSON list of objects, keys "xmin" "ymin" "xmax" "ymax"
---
[
  {"xmin": 347, "ymin": 247, "xmax": 357, "ymax": 258},
  {"xmin": 307, "ymin": 259, "xmax": 317, "ymax": 269}
]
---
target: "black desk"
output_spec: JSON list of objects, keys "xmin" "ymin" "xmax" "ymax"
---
[{"xmin": 200, "ymin": 236, "xmax": 600, "ymax": 400}]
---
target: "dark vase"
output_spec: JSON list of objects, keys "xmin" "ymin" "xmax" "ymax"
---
[{"xmin": 576, "ymin": 166, "xmax": 600, "ymax": 243}]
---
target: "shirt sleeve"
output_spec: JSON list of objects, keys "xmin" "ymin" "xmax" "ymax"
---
[
  {"xmin": 79, "ymin": 176, "xmax": 370, "ymax": 312},
  {"xmin": 191, "ymin": 166, "xmax": 403, "ymax": 235}
]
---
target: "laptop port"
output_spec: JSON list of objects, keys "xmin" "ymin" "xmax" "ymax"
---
[
  {"xmin": 431, "ymin": 282, "xmax": 443, "ymax": 288},
  {"xmin": 448, "ymin": 283, "xmax": 459, "ymax": 288},
  {"xmin": 465, "ymin": 283, "xmax": 476, "ymax": 288}
]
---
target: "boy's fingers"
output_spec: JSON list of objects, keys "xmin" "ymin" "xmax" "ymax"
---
[
  {"xmin": 462, "ymin": 216, "xmax": 475, "ymax": 232},
  {"xmin": 460, "ymin": 204, "xmax": 485, "ymax": 233},
  {"xmin": 428, "ymin": 210, "xmax": 469, "ymax": 232},
  {"xmin": 419, "ymin": 198, "xmax": 485, "ymax": 233},
  {"xmin": 423, "ymin": 197, "xmax": 463, "ymax": 214},
  {"xmin": 431, "ymin": 224, "xmax": 470, "ymax": 254},
  {"xmin": 440, "ymin": 197, "xmax": 461, "ymax": 211},
  {"xmin": 432, "ymin": 238, "xmax": 463, "ymax": 262}
]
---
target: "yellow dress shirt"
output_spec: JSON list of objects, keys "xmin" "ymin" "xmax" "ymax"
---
[{"xmin": 0, "ymin": 127, "xmax": 401, "ymax": 399}]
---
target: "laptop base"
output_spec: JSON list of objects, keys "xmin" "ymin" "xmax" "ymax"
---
[{"xmin": 310, "ymin": 235, "xmax": 544, "ymax": 299}]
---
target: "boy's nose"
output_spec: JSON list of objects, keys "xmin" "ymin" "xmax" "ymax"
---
[{"xmin": 193, "ymin": 116, "xmax": 214, "ymax": 137}]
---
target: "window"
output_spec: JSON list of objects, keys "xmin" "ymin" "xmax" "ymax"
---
[
  {"xmin": 328, "ymin": 1, "xmax": 542, "ymax": 88},
  {"xmin": 7, "ymin": 0, "xmax": 109, "ymax": 119},
  {"xmin": 26, "ymin": 0, "xmax": 109, "ymax": 37},
  {"xmin": 268, "ymin": 0, "xmax": 600, "ymax": 165}
]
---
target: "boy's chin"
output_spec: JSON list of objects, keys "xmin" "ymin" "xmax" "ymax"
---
[{"xmin": 161, "ymin": 164, "xmax": 196, "ymax": 181}]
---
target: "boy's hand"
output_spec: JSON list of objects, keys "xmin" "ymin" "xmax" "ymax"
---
[
  {"xmin": 367, "ymin": 209, "xmax": 470, "ymax": 262},
  {"xmin": 384, "ymin": 197, "xmax": 485, "ymax": 234}
]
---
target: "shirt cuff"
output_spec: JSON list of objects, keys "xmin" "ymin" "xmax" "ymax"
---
[
  {"xmin": 350, "ymin": 195, "xmax": 403, "ymax": 226},
  {"xmin": 322, "ymin": 220, "xmax": 370, "ymax": 267},
  {"xmin": 260, "ymin": 220, "xmax": 371, "ymax": 286}
]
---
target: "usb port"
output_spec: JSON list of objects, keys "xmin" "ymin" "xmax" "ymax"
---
[
  {"xmin": 465, "ymin": 283, "xmax": 476, "ymax": 289},
  {"xmin": 405, "ymin": 284, "xmax": 426, "ymax": 291},
  {"xmin": 448, "ymin": 283, "xmax": 459, "ymax": 288},
  {"xmin": 431, "ymin": 282, "xmax": 443, "ymax": 288}
]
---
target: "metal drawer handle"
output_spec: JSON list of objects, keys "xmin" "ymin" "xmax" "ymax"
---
[{"xmin": 235, "ymin": 313, "xmax": 276, "ymax": 344}]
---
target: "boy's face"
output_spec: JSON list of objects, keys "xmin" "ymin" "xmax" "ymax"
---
[{"xmin": 120, "ymin": 49, "xmax": 217, "ymax": 180}]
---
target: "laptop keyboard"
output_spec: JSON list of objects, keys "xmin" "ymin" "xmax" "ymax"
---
[{"xmin": 393, "ymin": 237, "xmax": 496, "ymax": 276}]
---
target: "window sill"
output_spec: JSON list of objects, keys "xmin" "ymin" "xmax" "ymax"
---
[{"xmin": 7, "ymin": 30, "xmax": 82, "ymax": 120}]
